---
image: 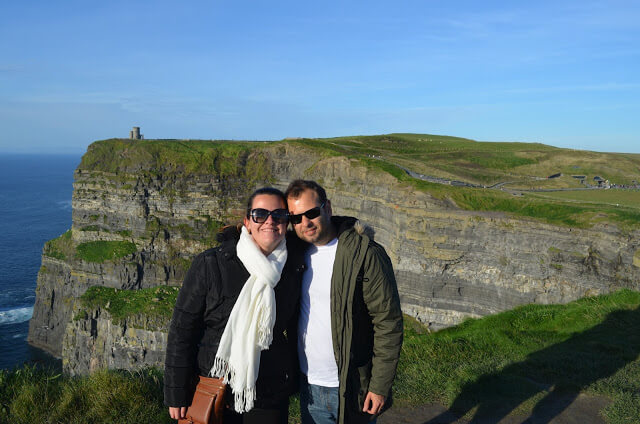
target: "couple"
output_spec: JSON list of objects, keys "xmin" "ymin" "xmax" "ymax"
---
[{"xmin": 164, "ymin": 180, "xmax": 403, "ymax": 424}]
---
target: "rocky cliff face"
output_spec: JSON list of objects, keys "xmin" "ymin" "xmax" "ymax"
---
[
  {"xmin": 63, "ymin": 304, "xmax": 168, "ymax": 376},
  {"xmin": 28, "ymin": 139, "xmax": 640, "ymax": 373}
]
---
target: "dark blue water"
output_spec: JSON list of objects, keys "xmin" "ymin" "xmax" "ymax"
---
[{"xmin": 0, "ymin": 154, "xmax": 80, "ymax": 369}]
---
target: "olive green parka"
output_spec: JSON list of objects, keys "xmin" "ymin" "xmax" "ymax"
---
[{"xmin": 328, "ymin": 216, "xmax": 404, "ymax": 424}]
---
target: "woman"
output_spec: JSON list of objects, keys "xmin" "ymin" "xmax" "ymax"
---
[{"xmin": 164, "ymin": 187, "xmax": 304, "ymax": 424}]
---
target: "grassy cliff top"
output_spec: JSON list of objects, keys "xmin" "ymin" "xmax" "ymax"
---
[
  {"xmin": 79, "ymin": 138, "xmax": 272, "ymax": 175},
  {"xmin": 78, "ymin": 135, "xmax": 640, "ymax": 230},
  {"xmin": 82, "ymin": 134, "xmax": 640, "ymax": 186},
  {"xmin": 299, "ymin": 133, "xmax": 640, "ymax": 187}
]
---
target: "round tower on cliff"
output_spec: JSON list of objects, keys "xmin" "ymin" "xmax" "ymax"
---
[{"xmin": 129, "ymin": 127, "xmax": 143, "ymax": 140}]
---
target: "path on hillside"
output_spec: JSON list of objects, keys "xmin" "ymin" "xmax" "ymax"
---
[
  {"xmin": 325, "ymin": 141, "xmax": 635, "ymax": 193},
  {"xmin": 378, "ymin": 392, "xmax": 612, "ymax": 424},
  {"xmin": 376, "ymin": 156, "xmax": 619, "ymax": 193}
]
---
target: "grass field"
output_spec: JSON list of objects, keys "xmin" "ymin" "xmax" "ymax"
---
[
  {"xmin": 3, "ymin": 290, "xmax": 639, "ymax": 423},
  {"xmin": 530, "ymin": 189, "xmax": 640, "ymax": 209},
  {"xmin": 395, "ymin": 289, "xmax": 640, "ymax": 423},
  {"xmin": 293, "ymin": 133, "xmax": 640, "ymax": 188},
  {"xmin": 0, "ymin": 367, "xmax": 169, "ymax": 424}
]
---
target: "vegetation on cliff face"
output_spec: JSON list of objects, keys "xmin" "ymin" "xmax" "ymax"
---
[
  {"xmin": 76, "ymin": 286, "xmax": 179, "ymax": 328},
  {"xmin": 43, "ymin": 234, "xmax": 139, "ymax": 264},
  {"xmin": 43, "ymin": 230, "xmax": 73, "ymax": 260},
  {"xmin": 75, "ymin": 240, "xmax": 137, "ymax": 263}
]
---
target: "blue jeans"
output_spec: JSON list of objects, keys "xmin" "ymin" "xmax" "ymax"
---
[
  {"xmin": 300, "ymin": 376, "xmax": 339, "ymax": 424},
  {"xmin": 299, "ymin": 376, "xmax": 377, "ymax": 424}
]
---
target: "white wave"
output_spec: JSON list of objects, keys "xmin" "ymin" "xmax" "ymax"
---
[
  {"xmin": 56, "ymin": 200, "xmax": 72, "ymax": 210},
  {"xmin": 0, "ymin": 306, "xmax": 34, "ymax": 325}
]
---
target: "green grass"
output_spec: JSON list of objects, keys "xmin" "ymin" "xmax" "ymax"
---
[
  {"xmin": 292, "ymin": 133, "xmax": 640, "ymax": 187},
  {"xmin": 79, "ymin": 225, "xmax": 108, "ymax": 232},
  {"xmin": 530, "ymin": 189, "xmax": 640, "ymax": 209},
  {"xmin": 354, "ymin": 160, "xmax": 640, "ymax": 229},
  {"xmin": 43, "ymin": 230, "xmax": 73, "ymax": 260},
  {"xmin": 0, "ymin": 366, "xmax": 170, "ymax": 424},
  {"xmin": 395, "ymin": 289, "xmax": 640, "ymax": 423},
  {"xmin": 3, "ymin": 290, "xmax": 640, "ymax": 422},
  {"xmin": 78, "ymin": 285, "xmax": 179, "ymax": 327},
  {"xmin": 75, "ymin": 240, "xmax": 137, "ymax": 263},
  {"xmin": 79, "ymin": 139, "xmax": 273, "ymax": 184}
]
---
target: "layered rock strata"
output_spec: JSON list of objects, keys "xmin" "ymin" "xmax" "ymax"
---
[
  {"xmin": 63, "ymin": 305, "xmax": 167, "ymax": 376},
  {"xmin": 28, "ymin": 139, "xmax": 640, "ymax": 374}
]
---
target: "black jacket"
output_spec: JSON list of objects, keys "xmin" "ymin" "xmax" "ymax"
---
[{"xmin": 164, "ymin": 226, "xmax": 305, "ymax": 408}]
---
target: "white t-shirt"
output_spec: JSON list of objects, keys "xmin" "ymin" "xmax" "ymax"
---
[{"xmin": 297, "ymin": 237, "xmax": 340, "ymax": 387}]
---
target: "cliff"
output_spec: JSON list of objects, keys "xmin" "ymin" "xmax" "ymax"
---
[{"xmin": 27, "ymin": 138, "xmax": 640, "ymax": 374}]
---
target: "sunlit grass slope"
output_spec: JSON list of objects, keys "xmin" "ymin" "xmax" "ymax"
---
[
  {"xmin": 396, "ymin": 289, "xmax": 640, "ymax": 423},
  {"xmin": 297, "ymin": 133, "xmax": 640, "ymax": 188},
  {"xmin": 3, "ymin": 290, "xmax": 638, "ymax": 423}
]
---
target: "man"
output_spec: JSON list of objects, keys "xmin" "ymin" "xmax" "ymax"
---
[{"xmin": 285, "ymin": 180, "xmax": 403, "ymax": 424}]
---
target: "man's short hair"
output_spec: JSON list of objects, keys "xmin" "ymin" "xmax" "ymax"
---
[{"xmin": 284, "ymin": 179, "xmax": 328, "ymax": 205}]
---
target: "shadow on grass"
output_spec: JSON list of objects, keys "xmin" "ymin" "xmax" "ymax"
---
[{"xmin": 426, "ymin": 307, "xmax": 640, "ymax": 423}]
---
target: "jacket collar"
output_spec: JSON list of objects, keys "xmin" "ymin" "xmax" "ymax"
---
[
  {"xmin": 331, "ymin": 216, "xmax": 375, "ymax": 240},
  {"xmin": 331, "ymin": 216, "xmax": 357, "ymax": 237},
  {"xmin": 217, "ymin": 224, "xmax": 241, "ymax": 259}
]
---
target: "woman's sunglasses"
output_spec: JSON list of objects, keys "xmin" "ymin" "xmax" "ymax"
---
[
  {"xmin": 289, "ymin": 202, "xmax": 325, "ymax": 225},
  {"xmin": 249, "ymin": 208, "xmax": 289, "ymax": 224}
]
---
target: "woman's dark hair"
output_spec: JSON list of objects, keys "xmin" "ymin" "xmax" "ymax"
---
[
  {"xmin": 284, "ymin": 180, "xmax": 328, "ymax": 204},
  {"xmin": 246, "ymin": 187, "xmax": 287, "ymax": 217}
]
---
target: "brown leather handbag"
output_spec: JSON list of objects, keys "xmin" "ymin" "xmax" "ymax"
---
[{"xmin": 178, "ymin": 376, "xmax": 227, "ymax": 424}]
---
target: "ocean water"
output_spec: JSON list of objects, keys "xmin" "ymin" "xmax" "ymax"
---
[{"xmin": 0, "ymin": 154, "xmax": 80, "ymax": 370}]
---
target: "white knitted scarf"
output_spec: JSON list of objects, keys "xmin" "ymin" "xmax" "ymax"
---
[{"xmin": 210, "ymin": 226, "xmax": 288, "ymax": 413}]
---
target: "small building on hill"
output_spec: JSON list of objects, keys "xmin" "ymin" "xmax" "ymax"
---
[
  {"xmin": 129, "ymin": 127, "xmax": 144, "ymax": 140},
  {"xmin": 548, "ymin": 173, "xmax": 562, "ymax": 179},
  {"xmin": 593, "ymin": 176, "xmax": 610, "ymax": 188}
]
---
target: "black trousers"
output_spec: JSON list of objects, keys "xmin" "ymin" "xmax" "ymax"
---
[{"xmin": 223, "ymin": 399, "xmax": 289, "ymax": 424}]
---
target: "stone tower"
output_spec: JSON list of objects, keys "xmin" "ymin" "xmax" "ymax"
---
[{"xmin": 129, "ymin": 127, "xmax": 144, "ymax": 140}]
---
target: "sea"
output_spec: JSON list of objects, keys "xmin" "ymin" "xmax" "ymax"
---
[{"xmin": 0, "ymin": 154, "xmax": 80, "ymax": 370}]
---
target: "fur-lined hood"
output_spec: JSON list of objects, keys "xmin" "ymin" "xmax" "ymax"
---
[{"xmin": 332, "ymin": 216, "xmax": 375, "ymax": 240}]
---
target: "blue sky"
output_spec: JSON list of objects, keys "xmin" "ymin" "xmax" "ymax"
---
[{"xmin": 1, "ymin": 0, "xmax": 639, "ymax": 154}]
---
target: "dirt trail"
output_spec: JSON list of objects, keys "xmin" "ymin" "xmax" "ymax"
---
[{"xmin": 378, "ymin": 393, "xmax": 612, "ymax": 424}]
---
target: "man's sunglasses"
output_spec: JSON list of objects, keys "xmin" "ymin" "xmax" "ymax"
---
[
  {"xmin": 289, "ymin": 202, "xmax": 325, "ymax": 225},
  {"xmin": 249, "ymin": 208, "xmax": 289, "ymax": 224}
]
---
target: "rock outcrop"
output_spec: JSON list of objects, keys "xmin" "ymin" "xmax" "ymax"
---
[
  {"xmin": 27, "ymin": 139, "xmax": 640, "ymax": 374},
  {"xmin": 63, "ymin": 305, "xmax": 168, "ymax": 376}
]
